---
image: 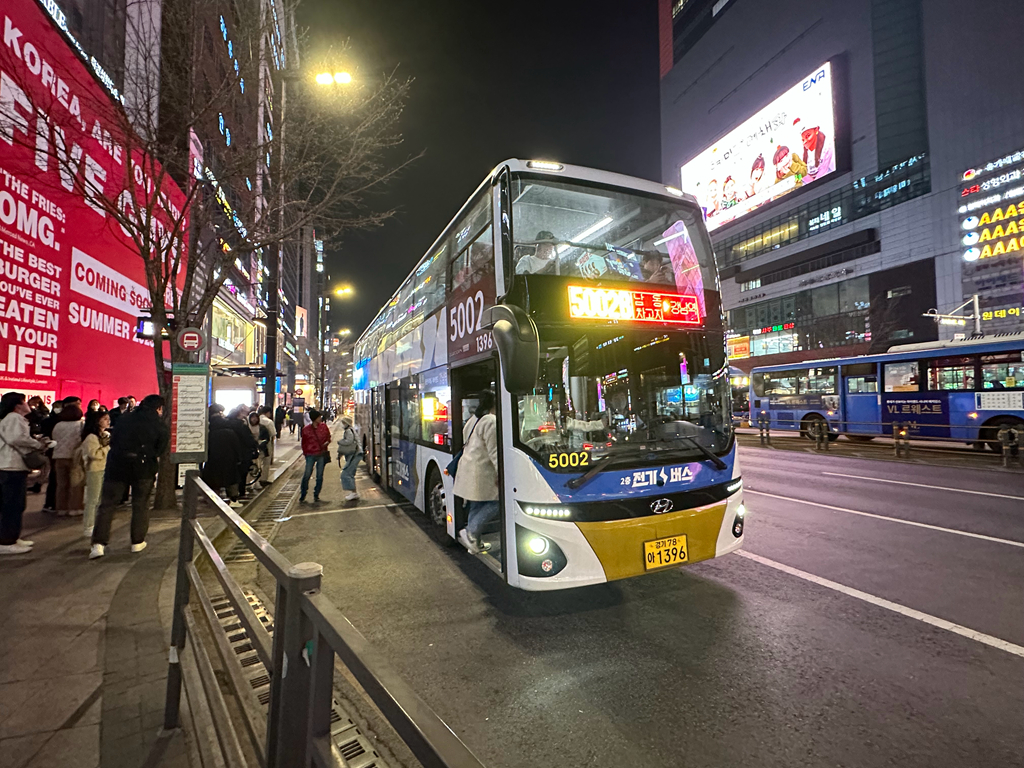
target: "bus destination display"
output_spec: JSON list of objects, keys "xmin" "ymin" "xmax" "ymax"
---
[{"xmin": 567, "ymin": 285, "xmax": 702, "ymax": 325}]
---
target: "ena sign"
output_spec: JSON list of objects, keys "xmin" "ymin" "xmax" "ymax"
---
[{"xmin": 567, "ymin": 285, "xmax": 702, "ymax": 325}]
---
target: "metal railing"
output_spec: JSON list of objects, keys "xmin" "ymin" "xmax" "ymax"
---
[
  {"xmin": 163, "ymin": 470, "xmax": 487, "ymax": 768},
  {"xmin": 748, "ymin": 414, "xmax": 1022, "ymax": 465}
]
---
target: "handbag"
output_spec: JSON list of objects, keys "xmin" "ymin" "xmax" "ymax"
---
[
  {"xmin": 0, "ymin": 422, "xmax": 46, "ymax": 470},
  {"xmin": 337, "ymin": 427, "xmax": 358, "ymax": 457},
  {"xmin": 445, "ymin": 418, "xmax": 479, "ymax": 479}
]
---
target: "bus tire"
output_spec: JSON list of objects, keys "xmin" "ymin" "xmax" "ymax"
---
[
  {"xmin": 800, "ymin": 414, "xmax": 826, "ymax": 441},
  {"xmin": 980, "ymin": 416, "xmax": 1024, "ymax": 453},
  {"xmin": 425, "ymin": 465, "xmax": 455, "ymax": 546}
]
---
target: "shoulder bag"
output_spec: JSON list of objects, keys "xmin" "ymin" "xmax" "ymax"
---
[
  {"xmin": 0, "ymin": 420, "xmax": 47, "ymax": 470},
  {"xmin": 337, "ymin": 427, "xmax": 358, "ymax": 457},
  {"xmin": 445, "ymin": 418, "xmax": 479, "ymax": 480}
]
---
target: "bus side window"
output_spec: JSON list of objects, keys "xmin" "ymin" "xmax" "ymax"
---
[
  {"xmin": 884, "ymin": 361, "xmax": 919, "ymax": 393},
  {"xmin": 847, "ymin": 376, "xmax": 877, "ymax": 394},
  {"xmin": 981, "ymin": 353, "xmax": 1024, "ymax": 390},
  {"xmin": 927, "ymin": 356, "xmax": 976, "ymax": 391}
]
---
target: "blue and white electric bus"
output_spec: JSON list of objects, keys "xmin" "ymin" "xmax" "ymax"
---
[
  {"xmin": 351, "ymin": 159, "xmax": 746, "ymax": 590},
  {"xmin": 748, "ymin": 334, "xmax": 1024, "ymax": 447}
]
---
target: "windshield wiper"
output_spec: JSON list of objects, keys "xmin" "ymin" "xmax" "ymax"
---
[
  {"xmin": 655, "ymin": 436, "xmax": 727, "ymax": 470},
  {"xmin": 565, "ymin": 454, "xmax": 644, "ymax": 490}
]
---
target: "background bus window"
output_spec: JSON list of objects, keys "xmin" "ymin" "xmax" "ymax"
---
[
  {"xmin": 847, "ymin": 376, "xmax": 878, "ymax": 393},
  {"xmin": 884, "ymin": 361, "xmax": 919, "ymax": 392},
  {"xmin": 761, "ymin": 370, "xmax": 802, "ymax": 396},
  {"xmin": 802, "ymin": 367, "xmax": 837, "ymax": 394},
  {"xmin": 420, "ymin": 368, "xmax": 452, "ymax": 447},
  {"xmin": 981, "ymin": 353, "xmax": 1024, "ymax": 390},
  {"xmin": 927, "ymin": 357, "xmax": 976, "ymax": 391}
]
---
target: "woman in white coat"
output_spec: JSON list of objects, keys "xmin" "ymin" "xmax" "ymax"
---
[
  {"xmin": 0, "ymin": 392, "xmax": 50, "ymax": 554},
  {"xmin": 452, "ymin": 390, "xmax": 499, "ymax": 554}
]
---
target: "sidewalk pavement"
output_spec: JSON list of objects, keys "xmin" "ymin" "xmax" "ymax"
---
[{"xmin": 0, "ymin": 438, "xmax": 303, "ymax": 768}]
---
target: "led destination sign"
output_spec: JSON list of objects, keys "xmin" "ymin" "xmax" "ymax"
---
[{"xmin": 567, "ymin": 286, "xmax": 702, "ymax": 325}]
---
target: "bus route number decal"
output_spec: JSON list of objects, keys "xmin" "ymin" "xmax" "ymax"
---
[
  {"xmin": 450, "ymin": 291, "xmax": 486, "ymax": 343},
  {"xmin": 548, "ymin": 451, "xmax": 590, "ymax": 469}
]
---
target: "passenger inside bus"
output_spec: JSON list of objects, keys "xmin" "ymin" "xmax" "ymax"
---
[
  {"xmin": 640, "ymin": 252, "xmax": 674, "ymax": 283},
  {"xmin": 514, "ymin": 230, "xmax": 559, "ymax": 275}
]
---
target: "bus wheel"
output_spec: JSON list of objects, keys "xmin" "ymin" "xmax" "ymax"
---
[
  {"xmin": 800, "ymin": 414, "xmax": 826, "ymax": 441},
  {"xmin": 981, "ymin": 416, "xmax": 1024, "ymax": 453},
  {"xmin": 425, "ymin": 467, "xmax": 455, "ymax": 547}
]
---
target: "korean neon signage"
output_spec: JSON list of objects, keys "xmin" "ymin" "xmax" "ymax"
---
[
  {"xmin": 751, "ymin": 322, "xmax": 795, "ymax": 336},
  {"xmin": 567, "ymin": 286, "xmax": 701, "ymax": 325}
]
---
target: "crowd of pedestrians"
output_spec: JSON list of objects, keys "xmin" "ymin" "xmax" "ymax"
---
[
  {"xmin": 0, "ymin": 392, "xmax": 168, "ymax": 558},
  {"xmin": 0, "ymin": 388, "xmax": 362, "ymax": 558}
]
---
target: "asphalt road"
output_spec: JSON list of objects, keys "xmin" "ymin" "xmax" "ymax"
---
[{"xmin": 272, "ymin": 447, "xmax": 1024, "ymax": 768}]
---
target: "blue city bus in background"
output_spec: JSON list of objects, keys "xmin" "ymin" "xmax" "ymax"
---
[
  {"xmin": 352, "ymin": 159, "xmax": 747, "ymax": 591},
  {"xmin": 748, "ymin": 334, "xmax": 1024, "ymax": 448}
]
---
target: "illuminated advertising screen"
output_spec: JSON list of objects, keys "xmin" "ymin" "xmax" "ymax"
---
[
  {"xmin": 680, "ymin": 61, "xmax": 837, "ymax": 232},
  {"xmin": 567, "ymin": 286, "xmax": 701, "ymax": 326},
  {"xmin": 0, "ymin": 0, "xmax": 186, "ymax": 406}
]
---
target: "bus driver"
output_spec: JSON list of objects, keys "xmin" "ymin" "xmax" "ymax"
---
[{"xmin": 515, "ymin": 230, "xmax": 559, "ymax": 275}]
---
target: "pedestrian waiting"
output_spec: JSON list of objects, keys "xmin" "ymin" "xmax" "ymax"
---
[
  {"xmin": 299, "ymin": 409, "xmax": 331, "ymax": 503},
  {"xmin": 90, "ymin": 394, "xmax": 168, "ymax": 559},
  {"xmin": 203, "ymin": 404, "xmax": 244, "ymax": 508},
  {"xmin": 0, "ymin": 392, "xmax": 52, "ymax": 555},
  {"xmin": 52, "ymin": 402, "xmax": 85, "ymax": 516},
  {"xmin": 80, "ymin": 409, "xmax": 111, "ymax": 539}
]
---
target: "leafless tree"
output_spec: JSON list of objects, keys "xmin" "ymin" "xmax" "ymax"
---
[{"xmin": 0, "ymin": 0, "xmax": 413, "ymax": 506}]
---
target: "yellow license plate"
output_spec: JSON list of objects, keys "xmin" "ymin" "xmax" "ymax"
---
[{"xmin": 643, "ymin": 535, "xmax": 688, "ymax": 570}]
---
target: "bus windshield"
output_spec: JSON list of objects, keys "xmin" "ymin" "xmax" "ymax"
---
[
  {"xmin": 510, "ymin": 176, "xmax": 717, "ymax": 300},
  {"xmin": 515, "ymin": 327, "xmax": 732, "ymax": 468}
]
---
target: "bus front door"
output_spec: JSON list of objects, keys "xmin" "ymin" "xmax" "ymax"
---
[
  {"xmin": 371, "ymin": 385, "xmax": 386, "ymax": 482},
  {"xmin": 843, "ymin": 372, "xmax": 880, "ymax": 435},
  {"xmin": 450, "ymin": 360, "xmax": 505, "ymax": 573}
]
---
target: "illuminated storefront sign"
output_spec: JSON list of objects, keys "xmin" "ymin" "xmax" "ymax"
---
[
  {"xmin": 680, "ymin": 61, "xmax": 837, "ymax": 232},
  {"xmin": 980, "ymin": 306, "xmax": 1022, "ymax": 322},
  {"xmin": 567, "ymin": 286, "xmax": 701, "ymax": 325},
  {"xmin": 751, "ymin": 322, "xmax": 795, "ymax": 336},
  {"xmin": 727, "ymin": 336, "xmax": 750, "ymax": 360}
]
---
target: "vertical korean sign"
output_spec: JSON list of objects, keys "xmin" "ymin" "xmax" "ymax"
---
[
  {"xmin": 0, "ymin": 0, "xmax": 186, "ymax": 405},
  {"xmin": 170, "ymin": 363, "xmax": 208, "ymax": 463}
]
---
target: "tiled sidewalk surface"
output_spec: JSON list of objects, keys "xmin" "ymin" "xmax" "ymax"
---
[{"xmin": 0, "ymin": 439, "xmax": 303, "ymax": 768}]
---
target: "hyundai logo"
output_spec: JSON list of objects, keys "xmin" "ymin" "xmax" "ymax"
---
[{"xmin": 651, "ymin": 498, "xmax": 674, "ymax": 515}]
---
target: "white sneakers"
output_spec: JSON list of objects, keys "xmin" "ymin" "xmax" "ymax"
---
[
  {"xmin": 16, "ymin": 538, "xmax": 33, "ymax": 547},
  {"xmin": 89, "ymin": 541, "xmax": 145, "ymax": 557},
  {"xmin": 228, "ymin": 500, "xmax": 244, "ymax": 509},
  {"xmin": 345, "ymin": 492, "xmax": 359, "ymax": 502},
  {"xmin": 458, "ymin": 529, "xmax": 482, "ymax": 554},
  {"xmin": 0, "ymin": 543, "xmax": 32, "ymax": 555}
]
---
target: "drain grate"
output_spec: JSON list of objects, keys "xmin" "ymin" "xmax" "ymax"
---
[
  {"xmin": 210, "ymin": 587, "xmax": 387, "ymax": 768},
  {"xmin": 223, "ymin": 480, "xmax": 300, "ymax": 563}
]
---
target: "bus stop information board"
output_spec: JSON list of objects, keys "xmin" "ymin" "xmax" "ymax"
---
[{"xmin": 171, "ymin": 363, "xmax": 208, "ymax": 462}]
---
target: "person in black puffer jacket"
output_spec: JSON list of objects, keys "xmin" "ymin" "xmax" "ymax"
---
[
  {"xmin": 202, "ymin": 405, "xmax": 244, "ymax": 506},
  {"xmin": 89, "ymin": 394, "xmax": 169, "ymax": 559}
]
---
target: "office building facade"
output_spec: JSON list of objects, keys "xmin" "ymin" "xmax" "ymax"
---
[{"xmin": 660, "ymin": 0, "xmax": 1024, "ymax": 371}]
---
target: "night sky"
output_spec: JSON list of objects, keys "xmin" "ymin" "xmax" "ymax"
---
[{"xmin": 298, "ymin": 0, "xmax": 662, "ymax": 337}]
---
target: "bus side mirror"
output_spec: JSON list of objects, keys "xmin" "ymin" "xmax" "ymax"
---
[{"xmin": 480, "ymin": 304, "xmax": 539, "ymax": 394}]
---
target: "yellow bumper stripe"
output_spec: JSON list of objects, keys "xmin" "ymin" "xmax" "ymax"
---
[{"xmin": 575, "ymin": 503, "xmax": 728, "ymax": 582}]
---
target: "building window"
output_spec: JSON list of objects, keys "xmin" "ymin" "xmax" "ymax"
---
[{"xmin": 739, "ymin": 278, "xmax": 761, "ymax": 292}]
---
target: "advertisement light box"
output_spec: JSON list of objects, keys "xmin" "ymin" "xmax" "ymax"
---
[{"xmin": 680, "ymin": 61, "xmax": 837, "ymax": 232}]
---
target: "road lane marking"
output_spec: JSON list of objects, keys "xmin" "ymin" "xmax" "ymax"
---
[
  {"xmin": 746, "ymin": 489, "xmax": 1024, "ymax": 549},
  {"xmin": 736, "ymin": 550, "xmax": 1024, "ymax": 659},
  {"xmin": 288, "ymin": 503, "xmax": 394, "ymax": 517},
  {"xmin": 820, "ymin": 472, "xmax": 1024, "ymax": 501}
]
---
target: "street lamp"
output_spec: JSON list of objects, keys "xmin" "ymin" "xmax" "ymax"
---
[{"xmin": 315, "ymin": 71, "xmax": 353, "ymax": 86}]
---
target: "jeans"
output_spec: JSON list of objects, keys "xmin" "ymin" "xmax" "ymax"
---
[
  {"xmin": 339, "ymin": 451, "xmax": 361, "ymax": 491},
  {"xmin": 83, "ymin": 470, "xmax": 104, "ymax": 531},
  {"xmin": 91, "ymin": 474, "xmax": 155, "ymax": 546},
  {"xmin": 300, "ymin": 454, "xmax": 326, "ymax": 499},
  {"xmin": 0, "ymin": 470, "xmax": 28, "ymax": 545},
  {"xmin": 466, "ymin": 499, "xmax": 500, "ymax": 540}
]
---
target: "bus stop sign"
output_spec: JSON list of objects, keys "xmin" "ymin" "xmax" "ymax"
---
[{"xmin": 176, "ymin": 327, "xmax": 206, "ymax": 352}]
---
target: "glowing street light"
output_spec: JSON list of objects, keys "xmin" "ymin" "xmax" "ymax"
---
[
  {"xmin": 315, "ymin": 71, "xmax": 353, "ymax": 86},
  {"xmin": 334, "ymin": 285, "xmax": 354, "ymax": 296},
  {"xmin": 337, "ymin": 328, "xmax": 352, "ymax": 336}
]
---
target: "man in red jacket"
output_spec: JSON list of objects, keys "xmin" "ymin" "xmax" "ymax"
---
[{"xmin": 300, "ymin": 409, "xmax": 331, "ymax": 502}]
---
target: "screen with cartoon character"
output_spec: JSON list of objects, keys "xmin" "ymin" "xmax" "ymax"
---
[{"xmin": 679, "ymin": 61, "xmax": 837, "ymax": 232}]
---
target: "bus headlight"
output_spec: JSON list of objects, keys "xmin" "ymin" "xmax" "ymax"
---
[
  {"xmin": 520, "ymin": 503, "xmax": 573, "ymax": 520},
  {"xmin": 516, "ymin": 525, "xmax": 567, "ymax": 577}
]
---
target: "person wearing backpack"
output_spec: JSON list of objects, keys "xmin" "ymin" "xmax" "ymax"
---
[
  {"xmin": 336, "ymin": 415, "xmax": 361, "ymax": 501},
  {"xmin": 452, "ymin": 390, "xmax": 498, "ymax": 554}
]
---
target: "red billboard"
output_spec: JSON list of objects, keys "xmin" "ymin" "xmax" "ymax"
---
[{"xmin": 0, "ymin": 0, "xmax": 185, "ymax": 407}]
